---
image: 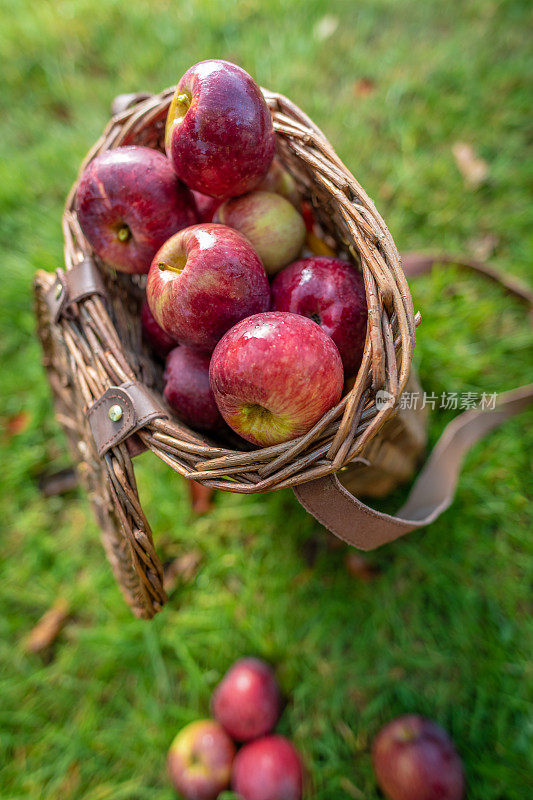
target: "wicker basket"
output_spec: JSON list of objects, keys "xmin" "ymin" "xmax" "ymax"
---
[{"xmin": 34, "ymin": 86, "xmax": 421, "ymax": 618}]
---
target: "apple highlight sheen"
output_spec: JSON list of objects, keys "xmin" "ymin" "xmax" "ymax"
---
[
  {"xmin": 146, "ymin": 223, "xmax": 271, "ymax": 352},
  {"xmin": 164, "ymin": 346, "xmax": 223, "ymax": 431},
  {"xmin": 165, "ymin": 60, "xmax": 275, "ymax": 199},
  {"xmin": 272, "ymin": 256, "xmax": 368, "ymax": 376},
  {"xmin": 209, "ymin": 312, "xmax": 344, "ymax": 447},
  {"xmin": 76, "ymin": 146, "xmax": 198, "ymax": 274}
]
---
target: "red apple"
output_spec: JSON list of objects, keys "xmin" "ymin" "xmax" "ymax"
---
[
  {"xmin": 257, "ymin": 157, "xmax": 300, "ymax": 208},
  {"xmin": 271, "ymin": 256, "xmax": 368, "ymax": 377},
  {"xmin": 212, "ymin": 657, "xmax": 281, "ymax": 742},
  {"xmin": 164, "ymin": 346, "xmax": 223, "ymax": 431},
  {"xmin": 76, "ymin": 145, "xmax": 198, "ymax": 274},
  {"xmin": 165, "ymin": 60, "xmax": 275, "ymax": 199},
  {"xmin": 146, "ymin": 223, "xmax": 270, "ymax": 351},
  {"xmin": 141, "ymin": 300, "xmax": 179, "ymax": 356},
  {"xmin": 167, "ymin": 719, "xmax": 235, "ymax": 800},
  {"xmin": 214, "ymin": 191, "xmax": 306, "ymax": 276},
  {"xmin": 232, "ymin": 735, "xmax": 303, "ymax": 800},
  {"xmin": 209, "ymin": 312, "xmax": 344, "ymax": 447},
  {"xmin": 372, "ymin": 715, "xmax": 465, "ymax": 800},
  {"xmin": 192, "ymin": 190, "xmax": 222, "ymax": 223}
]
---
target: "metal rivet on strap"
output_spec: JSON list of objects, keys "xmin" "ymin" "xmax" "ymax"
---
[{"xmin": 108, "ymin": 404, "xmax": 123, "ymax": 422}]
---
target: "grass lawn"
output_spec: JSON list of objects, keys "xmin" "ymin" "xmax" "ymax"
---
[{"xmin": 1, "ymin": 0, "xmax": 532, "ymax": 797}]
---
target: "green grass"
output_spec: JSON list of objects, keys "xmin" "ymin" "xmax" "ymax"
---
[{"xmin": 1, "ymin": 0, "xmax": 532, "ymax": 797}]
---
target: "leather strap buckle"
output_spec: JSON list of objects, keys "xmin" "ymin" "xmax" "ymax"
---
[{"xmin": 45, "ymin": 257, "xmax": 106, "ymax": 323}]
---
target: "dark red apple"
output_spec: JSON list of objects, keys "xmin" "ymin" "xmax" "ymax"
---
[
  {"xmin": 167, "ymin": 719, "xmax": 235, "ymax": 800},
  {"xmin": 271, "ymin": 256, "xmax": 368, "ymax": 376},
  {"xmin": 192, "ymin": 190, "xmax": 222, "ymax": 223},
  {"xmin": 141, "ymin": 300, "xmax": 179, "ymax": 356},
  {"xmin": 257, "ymin": 157, "xmax": 300, "ymax": 208},
  {"xmin": 232, "ymin": 735, "xmax": 303, "ymax": 800},
  {"xmin": 209, "ymin": 312, "xmax": 344, "ymax": 447},
  {"xmin": 76, "ymin": 145, "xmax": 198, "ymax": 274},
  {"xmin": 372, "ymin": 715, "xmax": 465, "ymax": 800},
  {"xmin": 164, "ymin": 346, "xmax": 223, "ymax": 431},
  {"xmin": 214, "ymin": 191, "xmax": 306, "ymax": 275},
  {"xmin": 165, "ymin": 60, "xmax": 275, "ymax": 199},
  {"xmin": 212, "ymin": 657, "xmax": 281, "ymax": 742},
  {"xmin": 146, "ymin": 223, "xmax": 270, "ymax": 351}
]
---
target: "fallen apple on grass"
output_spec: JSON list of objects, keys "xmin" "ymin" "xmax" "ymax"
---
[
  {"xmin": 164, "ymin": 346, "xmax": 223, "ymax": 431},
  {"xmin": 146, "ymin": 223, "xmax": 271, "ymax": 351},
  {"xmin": 212, "ymin": 657, "xmax": 281, "ymax": 742},
  {"xmin": 372, "ymin": 715, "xmax": 464, "ymax": 800},
  {"xmin": 166, "ymin": 59, "xmax": 275, "ymax": 199},
  {"xmin": 272, "ymin": 256, "xmax": 368, "ymax": 376},
  {"xmin": 209, "ymin": 311, "xmax": 344, "ymax": 447},
  {"xmin": 214, "ymin": 191, "xmax": 306, "ymax": 275},
  {"xmin": 76, "ymin": 145, "xmax": 198, "ymax": 274},
  {"xmin": 167, "ymin": 719, "xmax": 235, "ymax": 800},
  {"xmin": 231, "ymin": 735, "xmax": 303, "ymax": 800}
]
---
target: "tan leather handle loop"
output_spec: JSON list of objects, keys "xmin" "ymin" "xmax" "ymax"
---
[{"xmin": 294, "ymin": 254, "xmax": 533, "ymax": 549}]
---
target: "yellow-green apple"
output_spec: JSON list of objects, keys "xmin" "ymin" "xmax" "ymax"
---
[
  {"xmin": 231, "ymin": 735, "xmax": 303, "ymax": 800},
  {"xmin": 209, "ymin": 312, "xmax": 344, "ymax": 446},
  {"xmin": 372, "ymin": 715, "xmax": 464, "ymax": 800},
  {"xmin": 76, "ymin": 146, "xmax": 198, "ymax": 274},
  {"xmin": 165, "ymin": 60, "xmax": 275, "ymax": 199},
  {"xmin": 214, "ymin": 191, "xmax": 306, "ymax": 276},
  {"xmin": 167, "ymin": 719, "xmax": 235, "ymax": 800},
  {"xmin": 212, "ymin": 658, "xmax": 281, "ymax": 742},
  {"xmin": 141, "ymin": 300, "xmax": 179, "ymax": 357},
  {"xmin": 164, "ymin": 346, "xmax": 223, "ymax": 431},
  {"xmin": 192, "ymin": 190, "xmax": 222, "ymax": 223},
  {"xmin": 257, "ymin": 157, "xmax": 300, "ymax": 208},
  {"xmin": 271, "ymin": 256, "xmax": 368, "ymax": 377},
  {"xmin": 146, "ymin": 223, "xmax": 270, "ymax": 351}
]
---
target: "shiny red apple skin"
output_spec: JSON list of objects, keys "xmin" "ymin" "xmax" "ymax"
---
[
  {"xmin": 209, "ymin": 312, "xmax": 344, "ymax": 447},
  {"xmin": 212, "ymin": 658, "xmax": 281, "ymax": 742},
  {"xmin": 372, "ymin": 715, "xmax": 465, "ymax": 800},
  {"xmin": 141, "ymin": 300, "xmax": 179, "ymax": 357},
  {"xmin": 192, "ymin": 190, "xmax": 222, "ymax": 223},
  {"xmin": 231, "ymin": 735, "xmax": 303, "ymax": 800},
  {"xmin": 167, "ymin": 719, "xmax": 235, "ymax": 800},
  {"xmin": 271, "ymin": 256, "xmax": 368, "ymax": 377},
  {"xmin": 146, "ymin": 223, "xmax": 270, "ymax": 351},
  {"xmin": 76, "ymin": 146, "xmax": 198, "ymax": 274},
  {"xmin": 164, "ymin": 346, "xmax": 223, "ymax": 431},
  {"xmin": 214, "ymin": 191, "xmax": 306, "ymax": 275},
  {"xmin": 165, "ymin": 60, "xmax": 275, "ymax": 199}
]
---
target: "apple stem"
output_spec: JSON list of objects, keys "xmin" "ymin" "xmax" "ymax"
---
[
  {"xmin": 176, "ymin": 93, "xmax": 190, "ymax": 109},
  {"xmin": 158, "ymin": 261, "xmax": 184, "ymax": 275},
  {"xmin": 117, "ymin": 225, "xmax": 131, "ymax": 242}
]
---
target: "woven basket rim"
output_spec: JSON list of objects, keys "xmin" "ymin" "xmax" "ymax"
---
[{"xmin": 59, "ymin": 85, "xmax": 416, "ymax": 494}]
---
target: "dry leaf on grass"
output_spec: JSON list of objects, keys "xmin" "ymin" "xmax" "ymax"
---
[
  {"xmin": 314, "ymin": 15, "xmax": 339, "ymax": 41},
  {"xmin": 4, "ymin": 410, "xmax": 32, "ymax": 439},
  {"xmin": 163, "ymin": 550, "xmax": 202, "ymax": 594},
  {"xmin": 25, "ymin": 597, "xmax": 69, "ymax": 654},
  {"xmin": 187, "ymin": 479, "xmax": 215, "ymax": 515},
  {"xmin": 353, "ymin": 77, "xmax": 376, "ymax": 97},
  {"xmin": 452, "ymin": 142, "xmax": 489, "ymax": 188},
  {"xmin": 345, "ymin": 552, "xmax": 381, "ymax": 581}
]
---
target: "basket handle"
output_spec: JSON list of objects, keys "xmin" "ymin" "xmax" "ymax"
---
[{"xmin": 294, "ymin": 255, "xmax": 533, "ymax": 549}]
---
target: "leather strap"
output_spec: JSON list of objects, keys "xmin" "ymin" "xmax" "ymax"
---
[
  {"xmin": 294, "ymin": 254, "xmax": 533, "ymax": 549},
  {"xmin": 46, "ymin": 258, "xmax": 106, "ymax": 323},
  {"xmin": 87, "ymin": 380, "xmax": 167, "ymax": 457}
]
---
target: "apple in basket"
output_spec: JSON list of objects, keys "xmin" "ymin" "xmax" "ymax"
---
[
  {"xmin": 141, "ymin": 300, "xmax": 179, "ymax": 357},
  {"xmin": 76, "ymin": 146, "xmax": 198, "ymax": 274},
  {"xmin": 209, "ymin": 312, "xmax": 344, "ymax": 447},
  {"xmin": 165, "ymin": 59, "xmax": 275, "ymax": 199},
  {"xmin": 167, "ymin": 719, "xmax": 235, "ymax": 800},
  {"xmin": 212, "ymin": 657, "xmax": 281, "ymax": 742},
  {"xmin": 231, "ymin": 735, "xmax": 304, "ymax": 800},
  {"xmin": 164, "ymin": 346, "xmax": 223, "ymax": 431},
  {"xmin": 146, "ymin": 223, "xmax": 271, "ymax": 352},
  {"xmin": 214, "ymin": 191, "xmax": 306, "ymax": 276},
  {"xmin": 257, "ymin": 156, "xmax": 301, "ymax": 208},
  {"xmin": 272, "ymin": 256, "xmax": 368, "ymax": 377},
  {"xmin": 372, "ymin": 715, "xmax": 464, "ymax": 800}
]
